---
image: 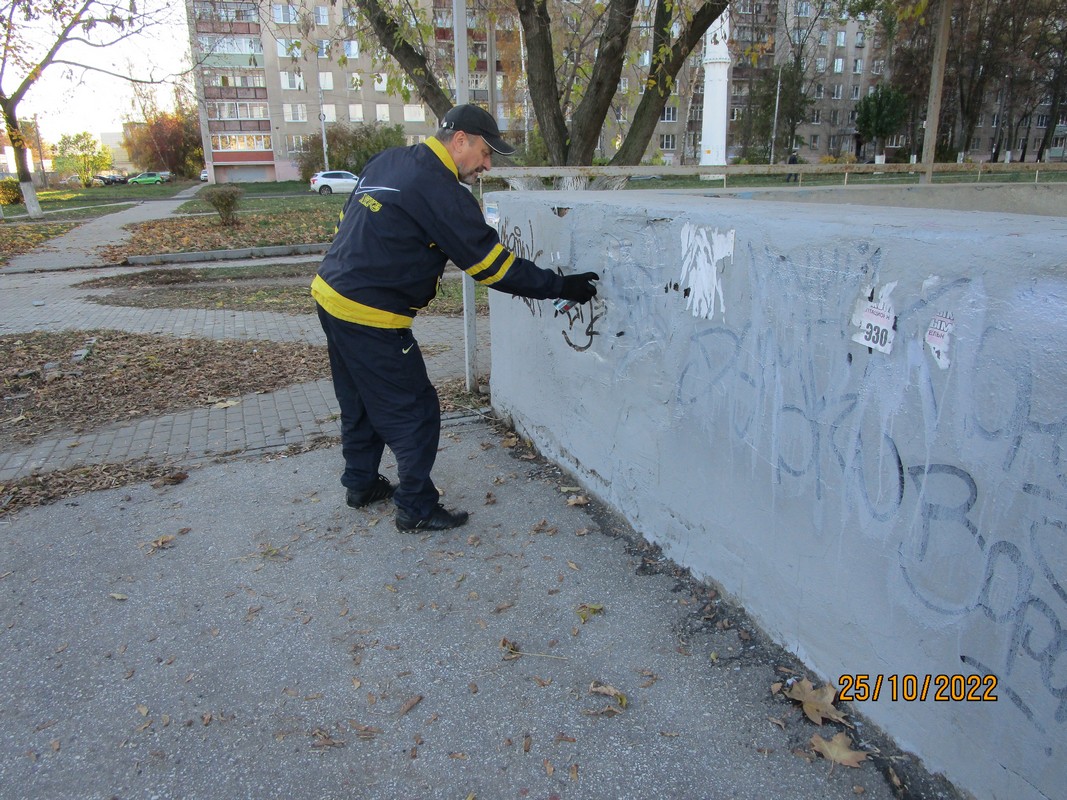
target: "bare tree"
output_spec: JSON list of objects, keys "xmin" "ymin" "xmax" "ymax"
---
[{"xmin": 0, "ymin": 0, "xmax": 177, "ymax": 217}]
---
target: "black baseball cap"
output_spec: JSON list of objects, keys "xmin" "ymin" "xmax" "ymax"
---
[{"xmin": 441, "ymin": 104, "xmax": 515, "ymax": 156}]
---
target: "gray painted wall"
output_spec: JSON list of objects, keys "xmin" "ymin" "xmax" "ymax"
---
[{"xmin": 486, "ymin": 190, "xmax": 1067, "ymax": 800}]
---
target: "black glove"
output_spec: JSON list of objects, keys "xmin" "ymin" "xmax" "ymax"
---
[{"xmin": 558, "ymin": 272, "xmax": 600, "ymax": 304}]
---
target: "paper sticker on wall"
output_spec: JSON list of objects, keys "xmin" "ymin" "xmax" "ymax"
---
[
  {"xmin": 484, "ymin": 201, "xmax": 499, "ymax": 230},
  {"xmin": 924, "ymin": 312, "xmax": 955, "ymax": 369},
  {"xmin": 679, "ymin": 223, "xmax": 734, "ymax": 321},
  {"xmin": 850, "ymin": 282, "xmax": 897, "ymax": 354}
]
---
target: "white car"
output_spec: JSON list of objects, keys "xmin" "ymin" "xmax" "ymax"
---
[
  {"xmin": 310, "ymin": 170, "xmax": 358, "ymax": 195},
  {"xmin": 200, "ymin": 168, "xmax": 208, "ymax": 181}
]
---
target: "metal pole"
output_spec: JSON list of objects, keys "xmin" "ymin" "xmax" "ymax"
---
[
  {"xmin": 770, "ymin": 66, "xmax": 782, "ymax": 165},
  {"xmin": 921, "ymin": 0, "xmax": 953, "ymax": 184},
  {"xmin": 319, "ymin": 88, "xmax": 330, "ymax": 170},
  {"xmin": 453, "ymin": 0, "xmax": 479, "ymax": 392},
  {"xmin": 33, "ymin": 113, "xmax": 48, "ymax": 188}
]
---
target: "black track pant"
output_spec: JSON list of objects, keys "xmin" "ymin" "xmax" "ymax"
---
[{"xmin": 317, "ymin": 305, "xmax": 441, "ymax": 517}]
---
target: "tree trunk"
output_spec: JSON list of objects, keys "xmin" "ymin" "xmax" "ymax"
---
[
  {"xmin": 1, "ymin": 100, "xmax": 43, "ymax": 219},
  {"xmin": 514, "ymin": 0, "xmax": 569, "ymax": 165}
]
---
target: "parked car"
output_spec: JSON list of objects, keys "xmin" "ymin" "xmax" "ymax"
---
[
  {"xmin": 200, "ymin": 168, "xmax": 208, "ymax": 182},
  {"xmin": 128, "ymin": 172, "xmax": 165, "ymax": 185},
  {"xmin": 159, "ymin": 171, "xmax": 173, "ymax": 182},
  {"xmin": 93, "ymin": 174, "xmax": 124, "ymax": 186},
  {"xmin": 309, "ymin": 170, "xmax": 358, "ymax": 195}
]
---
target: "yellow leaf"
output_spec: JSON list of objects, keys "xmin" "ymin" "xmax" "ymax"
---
[
  {"xmin": 109, "ymin": 593, "xmax": 128, "ymax": 601},
  {"xmin": 136, "ymin": 704, "xmax": 149, "ymax": 717},
  {"xmin": 576, "ymin": 603, "xmax": 604, "ymax": 623},
  {"xmin": 811, "ymin": 732, "xmax": 867, "ymax": 768},
  {"xmin": 785, "ymin": 679, "xmax": 850, "ymax": 726}
]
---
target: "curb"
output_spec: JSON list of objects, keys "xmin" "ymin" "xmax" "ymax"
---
[{"xmin": 126, "ymin": 242, "xmax": 329, "ymax": 266}]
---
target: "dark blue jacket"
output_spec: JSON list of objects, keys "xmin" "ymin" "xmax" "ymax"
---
[{"xmin": 313, "ymin": 136, "xmax": 564, "ymax": 328}]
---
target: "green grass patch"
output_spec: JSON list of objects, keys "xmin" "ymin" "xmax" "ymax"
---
[{"xmin": 178, "ymin": 193, "xmax": 346, "ymax": 215}]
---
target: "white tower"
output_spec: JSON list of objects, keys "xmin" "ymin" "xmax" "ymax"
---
[{"xmin": 700, "ymin": 11, "xmax": 731, "ymax": 166}]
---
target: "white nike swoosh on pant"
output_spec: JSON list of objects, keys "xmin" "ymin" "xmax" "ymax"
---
[{"xmin": 402, "ymin": 343, "xmax": 414, "ymax": 354}]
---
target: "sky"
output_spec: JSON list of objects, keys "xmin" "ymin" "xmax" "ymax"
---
[{"xmin": 18, "ymin": 4, "xmax": 192, "ymax": 145}]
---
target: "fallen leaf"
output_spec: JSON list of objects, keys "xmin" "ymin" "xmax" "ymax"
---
[
  {"xmin": 811, "ymin": 732, "xmax": 867, "ymax": 769},
  {"xmin": 785, "ymin": 679, "xmax": 850, "ymax": 727},
  {"xmin": 398, "ymin": 695, "xmax": 423, "ymax": 717},
  {"xmin": 151, "ymin": 471, "xmax": 188, "ymax": 488},
  {"xmin": 469, "ymin": 683, "xmax": 478, "ymax": 694},
  {"xmin": 559, "ymin": 486, "xmax": 581, "ymax": 493},
  {"xmin": 500, "ymin": 637, "xmax": 522, "ymax": 660},
  {"xmin": 501, "ymin": 435, "xmax": 519, "ymax": 448},
  {"xmin": 136, "ymin": 704, "xmax": 149, "ymax": 717},
  {"xmin": 570, "ymin": 763, "xmax": 579, "ymax": 781},
  {"xmin": 566, "ymin": 495, "xmax": 589, "ymax": 506},
  {"xmin": 493, "ymin": 602, "xmax": 514, "ymax": 614},
  {"xmin": 576, "ymin": 603, "xmax": 604, "ymax": 623},
  {"xmin": 449, "ymin": 752, "xmax": 468, "ymax": 760},
  {"xmin": 523, "ymin": 735, "xmax": 532, "ymax": 753},
  {"xmin": 544, "ymin": 759, "xmax": 554, "ymax": 776},
  {"xmin": 351, "ymin": 678, "xmax": 362, "ymax": 690},
  {"xmin": 50, "ymin": 740, "xmax": 60, "ymax": 752},
  {"xmin": 589, "ymin": 681, "xmax": 628, "ymax": 708},
  {"xmin": 109, "ymin": 593, "xmax": 128, "ymax": 601},
  {"xmin": 484, "ymin": 492, "xmax": 497, "ymax": 505},
  {"xmin": 768, "ymin": 716, "xmax": 787, "ymax": 730},
  {"xmin": 575, "ymin": 528, "xmax": 589, "ymax": 536},
  {"xmin": 310, "ymin": 728, "xmax": 345, "ymax": 748},
  {"xmin": 533, "ymin": 676, "xmax": 552, "ymax": 687},
  {"xmin": 555, "ymin": 733, "xmax": 576, "ymax": 743},
  {"xmin": 770, "ymin": 682, "xmax": 783, "ymax": 695},
  {"xmin": 567, "ymin": 561, "xmax": 580, "ymax": 571}
]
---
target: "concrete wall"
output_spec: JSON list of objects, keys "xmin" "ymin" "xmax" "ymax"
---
[{"xmin": 486, "ymin": 190, "xmax": 1067, "ymax": 800}]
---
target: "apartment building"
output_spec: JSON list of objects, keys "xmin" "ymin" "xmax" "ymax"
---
[{"xmin": 186, "ymin": 0, "xmax": 438, "ymax": 182}]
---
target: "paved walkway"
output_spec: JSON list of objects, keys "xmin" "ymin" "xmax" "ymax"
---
[{"xmin": 0, "ymin": 197, "xmax": 489, "ymax": 482}]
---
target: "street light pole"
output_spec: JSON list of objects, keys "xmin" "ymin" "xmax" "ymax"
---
[
  {"xmin": 770, "ymin": 66, "xmax": 782, "ymax": 165},
  {"xmin": 319, "ymin": 87, "xmax": 330, "ymax": 170}
]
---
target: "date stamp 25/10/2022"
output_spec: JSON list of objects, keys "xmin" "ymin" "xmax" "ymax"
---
[{"xmin": 838, "ymin": 674, "xmax": 998, "ymax": 702}]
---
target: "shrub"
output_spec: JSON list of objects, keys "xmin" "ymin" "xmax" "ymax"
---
[
  {"xmin": 202, "ymin": 184, "xmax": 244, "ymax": 226},
  {"xmin": 0, "ymin": 178, "xmax": 23, "ymax": 206}
]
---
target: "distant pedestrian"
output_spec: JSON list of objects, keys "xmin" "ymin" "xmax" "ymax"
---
[
  {"xmin": 313, "ymin": 104, "xmax": 599, "ymax": 532},
  {"xmin": 785, "ymin": 151, "xmax": 799, "ymax": 183}
]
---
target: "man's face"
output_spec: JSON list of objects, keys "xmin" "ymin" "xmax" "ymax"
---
[{"xmin": 453, "ymin": 132, "xmax": 493, "ymax": 185}]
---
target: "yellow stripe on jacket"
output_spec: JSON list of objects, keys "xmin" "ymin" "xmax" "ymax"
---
[{"xmin": 311, "ymin": 274, "xmax": 415, "ymax": 329}]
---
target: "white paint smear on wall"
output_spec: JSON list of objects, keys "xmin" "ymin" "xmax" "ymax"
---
[{"xmin": 679, "ymin": 223, "xmax": 734, "ymax": 321}]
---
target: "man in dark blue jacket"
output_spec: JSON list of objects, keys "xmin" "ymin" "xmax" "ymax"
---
[{"xmin": 313, "ymin": 104, "xmax": 598, "ymax": 532}]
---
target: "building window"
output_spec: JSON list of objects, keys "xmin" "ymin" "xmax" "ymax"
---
[
  {"xmin": 640, "ymin": 50, "xmax": 651, "ymax": 67},
  {"xmin": 797, "ymin": 1, "xmax": 812, "ymax": 16},
  {"xmin": 322, "ymin": 104, "xmax": 336, "ymax": 122},
  {"xmin": 661, "ymin": 105, "xmax": 677, "ymax": 122},
  {"xmin": 618, "ymin": 77, "xmax": 629, "ymax": 93},
  {"xmin": 317, "ymin": 40, "xmax": 330, "ymax": 58},
  {"xmin": 851, "ymin": 84, "xmax": 860, "ymax": 100},
  {"xmin": 277, "ymin": 39, "xmax": 300, "ymax": 58},
  {"xmin": 199, "ymin": 35, "xmax": 263, "ymax": 55},
  {"xmin": 376, "ymin": 103, "xmax": 390, "ymax": 122},
  {"xmin": 976, "ymin": 114, "xmax": 983, "ymax": 127},
  {"xmin": 283, "ymin": 103, "xmax": 308, "ymax": 122},
  {"xmin": 816, "ymin": 57, "xmax": 827, "ymax": 73},
  {"xmin": 374, "ymin": 73, "xmax": 387, "ymax": 92},
  {"xmin": 660, "ymin": 134, "xmax": 676, "ymax": 151},
  {"xmin": 833, "ymin": 58, "xmax": 843, "ymax": 74},
  {"xmin": 819, "ymin": 30, "xmax": 828, "ymax": 46},
  {"xmin": 828, "ymin": 134, "xmax": 840, "ymax": 151},
  {"xmin": 848, "ymin": 109, "xmax": 857, "ymax": 123},
  {"xmin": 343, "ymin": 41, "xmax": 359, "ymax": 59},
  {"xmin": 615, "ymin": 105, "xmax": 628, "ymax": 123},
  {"xmin": 731, "ymin": 106, "xmax": 743, "ymax": 121},
  {"xmin": 349, "ymin": 73, "xmax": 363, "ymax": 90},
  {"xmin": 404, "ymin": 104, "xmax": 425, "ymax": 122},
  {"xmin": 853, "ymin": 58, "xmax": 863, "ymax": 74},
  {"xmin": 830, "ymin": 109, "xmax": 840, "ymax": 125},
  {"xmin": 872, "ymin": 59, "xmax": 884, "ymax": 75},
  {"xmin": 319, "ymin": 72, "xmax": 334, "ymax": 91},
  {"xmin": 811, "ymin": 109, "xmax": 821, "ymax": 124},
  {"xmin": 211, "ymin": 134, "xmax": 272, "ymax": 151},
  {"xmin": 809, "ymin": 134, "xmax": 820, "ymax": 150},
  {"xmin": 349, "ymin": 103, "xmax": 364, "ymax": 122},
  {"xmin": 832, "ymin": 84, "xmax": 843, "ymax": 99},
  {"xmin": 287, "ymin": 135, "xmax": 309, "ymax": 153},
  {"xmin": 836, "ymin": 31, "xmax": 846, "ymax": 47},
  {"xmin": 1036, "ymin": 114, "xmax": 1049, "ymax": 128},
  {"xmin": 280, "ymin": 72, "xmax": 305, "ymax": 90},
  {"xmin": 343, "ymin": 6, "xmax": 357, "ymax": 25},
  {"xmin": 272, "ymin": 4, "xmax": 297, "ymax": 23},
  {"xmin": 315, "ymin": 5, "xmax": 329, "ymax": 25},
  {"xmin": 207, "ymin": 101, "xmax": 269, "ymax": 120},
  {"xmin": 856, "ymin": 31, "xmax": 865, "ymax": 47},
  {"xmin": 814, "ymin": 83, "xmax": 824, "ymax": 99}
]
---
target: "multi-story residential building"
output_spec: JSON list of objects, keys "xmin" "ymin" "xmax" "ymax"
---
[{"xmin": 186, "ymin": 0, "xmax": 438, "ymax": 182}]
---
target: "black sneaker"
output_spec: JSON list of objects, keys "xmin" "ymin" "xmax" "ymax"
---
[
  {"xmin": 395, "ymin": 504, "xmax": 469, "ymax": 532},
  {"xmin": 345, "ymin": 475, "xmax": 396, "ymax": 508}
]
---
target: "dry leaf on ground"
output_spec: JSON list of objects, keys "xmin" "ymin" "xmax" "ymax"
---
[
  {"xmin": 811, "ymin": 732, "xmax": 867, "ymax": 769},
  {"xmin": 785, "ymin": 679, "xmax": 850, "ymax": 726},
  {"xmin": 589, "ymin": 681, "xmax": 628, "ymax": 709}
]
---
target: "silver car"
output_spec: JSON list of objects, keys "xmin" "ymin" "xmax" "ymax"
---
[{"xmin": 309, "ymin": 170, "xmax": 358, "ymax": 195}]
